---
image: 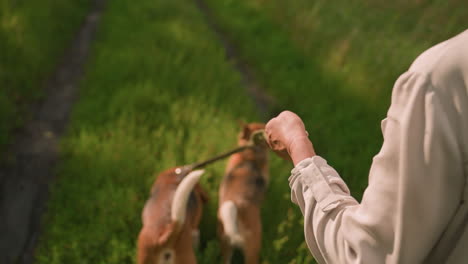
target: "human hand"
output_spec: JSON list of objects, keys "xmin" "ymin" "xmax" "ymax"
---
[{"xmin": 265, "ymin": 111, "xmax": 316, "ymax": 165}]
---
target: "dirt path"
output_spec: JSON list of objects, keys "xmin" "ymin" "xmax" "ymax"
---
[
  {"xmin": 0, "ymin": 0, "xmax": 105, "ymax": 263},
  {"xmin": 193, "ymin": 0, "xmax": 277, "ymax": 122}
]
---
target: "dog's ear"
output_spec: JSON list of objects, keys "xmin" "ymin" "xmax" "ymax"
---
[{"xmin": 240, "ymin": 125, "xmax": 251, "ymax": 140}]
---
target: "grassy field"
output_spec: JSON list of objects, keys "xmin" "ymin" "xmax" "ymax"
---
[
  {"xmin": 33, "ymin": 0, "xmax": 467, "ymax": 263},
  {"xmin": 0, "ymin": 0, "xmax": 89, "ymax": 155},
  {"xmin": 204, "ymin": 0, "xmax": 468, "ymax": 198},
  {"xmin": 34, "ymin": 0, "xmax": 300, "ymax": 263}
]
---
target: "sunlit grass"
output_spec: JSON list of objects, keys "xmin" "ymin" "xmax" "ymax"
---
[
  {"xmin": 202, "ymin": 0, "xmax": 466, "ymax": 261},
  {"xmin": 34, "ymin": 0, "xmax": 295, "ymax": 262},
  {"xmin": 233, "ymin": 0, "xmax": 467, "ymax": 103},
  {"xmin": 33, "ymin": 0, "xmax": 467, "ymax": 263},
  {"xmin": 204, "ymin": 0, "xmax": 467, "ymax": 196}
]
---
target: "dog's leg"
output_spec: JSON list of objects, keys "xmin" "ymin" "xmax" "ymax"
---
[
  {"xmin": 243, "ymin": 207, "xmax": 262, "ymax": 264},
  {"xmin": 245, "ymin": 250, "xmax": 260, "ymax": 264},
  {"xmin": 218, "ymin": 211, "xmax": 235, "ymax": 264},
  {"xmin": 221, "ymin": 238, "xmax": 234, "ymax": 264},
  {"xmin": 219, "ymin": 201, "xmax": 244, "ymax": 246},
  {"xmin": 191, "ymin": 229, "xmax": 200, "ymax": 249},
  {"xmin": 243, "ymin": 230, "xmax": 261, "ymax": 264},
  {"xmin": 137, "ymin": 228, "xmax": 157, "ymax": 264}
]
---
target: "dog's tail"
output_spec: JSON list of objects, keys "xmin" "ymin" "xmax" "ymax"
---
[
  {"xmin": 219, "ymin": 200, "xmax": 244, "ymax": 247},
  {"xmin": 171, "ymin": 169, "xmax": 204, "ymax": 225}
]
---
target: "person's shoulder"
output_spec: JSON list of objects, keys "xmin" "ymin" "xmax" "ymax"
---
[{"xmin": 409, "ymin": 29, "xmax": 468, "ymax": 91}]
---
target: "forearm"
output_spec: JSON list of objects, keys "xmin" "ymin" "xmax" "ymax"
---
[
  {"xmin": 290, "ymin": 156, "xmax": 359, "ymax": 263},
  {"xmin": 288, "ymin": 136, "xmax": 316, "ymax": 166}
]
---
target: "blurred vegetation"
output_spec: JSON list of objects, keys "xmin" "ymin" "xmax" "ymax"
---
[
  {"xmin": 0, "ymin": 0, "xmax": 89, "ymax": 154},
  {"xmin": 26, "ymin": 0, "xmax": 468, "ymax": 263},
  {"xmin": 35, "ymin": 0, "xmax": 271, "ymax": 262},
  {"xmin": 205, "ymin": 0, "xmax": 467, "ymax": 198}
]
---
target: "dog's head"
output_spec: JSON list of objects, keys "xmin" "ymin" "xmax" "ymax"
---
[
  {"xmin": 237, "ymin": 122, "xmax": 266, "ymax": 146},
  {"xmin": 149, "ymin": 167, "xmax": 185, "ymax": 195},
  {"xmin": 151, "ymin": 166, "xmax": 208, "ymax": 221},
  {"xmin": 150, "ymin": 167, "xmax": 208, "ymax": 210},
  {"xmin": 236, "ymin": 122, "xmax": 269, "ymax": 164}
]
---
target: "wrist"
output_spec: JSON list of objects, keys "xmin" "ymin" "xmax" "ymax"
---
[{"xmin": 288, "ymin": 136, "xmax": 316, "ymax": 166}]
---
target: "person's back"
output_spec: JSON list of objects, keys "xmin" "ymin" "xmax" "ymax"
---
[
  {"xmin": 408, "ymin": 29, "xmax": 468, "ymax": 264},
  {"xmin": 264, "ymin": 29, "xmax": 468, "ymax": 264}
]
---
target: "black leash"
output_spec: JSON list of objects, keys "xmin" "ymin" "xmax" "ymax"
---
[{"xmin": 178, "ymin": 130, "xmax": 267, "ymax": 174}]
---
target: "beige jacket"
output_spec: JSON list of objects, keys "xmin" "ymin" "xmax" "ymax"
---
[{"xmin": 290, "ymin": 30, "xmax": 468, "ymax": 264}]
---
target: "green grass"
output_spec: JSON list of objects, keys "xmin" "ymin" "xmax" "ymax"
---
[
  {"xmin": 34, "ymin": 0, "xmax": 467, "ymax": 263},
  {"xmin": 0, "ymin": 0, "xmax": 89, "ymax": 155},
  {"xmin": 35, "ymin": 0, "xmax": 300, "ymax": 263},
  {"xmin": 204, "ymin": 0, "xmax": 467, "ymax": 198},
  {"xmin": 247, "ymin": 0, "xmax": 467, "ymax": 102},
  {"xmin": 202, "ymin": 0, "xmax": 466, "ymax": 261}
]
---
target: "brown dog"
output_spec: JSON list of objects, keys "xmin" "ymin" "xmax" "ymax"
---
[
  {"xmin": 217, "ymin": 123, "xmax": 269, "ymax": 264},
  {"xmin": 137, "ymin": 168, "xmax": 208, "ymax": 264}
]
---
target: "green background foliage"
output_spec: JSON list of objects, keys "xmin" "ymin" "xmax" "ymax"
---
[
  {"xmin": 0, "ymin": 0, "xmax": 89, "ymax": 153},
  {"xmin": 0, "ymin": 0, "xmax": 465, "ymax": 262}
]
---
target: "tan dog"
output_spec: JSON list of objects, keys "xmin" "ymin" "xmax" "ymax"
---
[
  {"xmin": 217, "ymin": 123, "xmax": 269, "ymax": 264},
  {"xmin": 137, "ymin": 168, "xmax": 208, "ymax": 264}
]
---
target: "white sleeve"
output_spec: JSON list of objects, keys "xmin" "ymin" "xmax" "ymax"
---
[{"xmin": 290, "ymin": 71, "xmax": 465, "ymax": 264}]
